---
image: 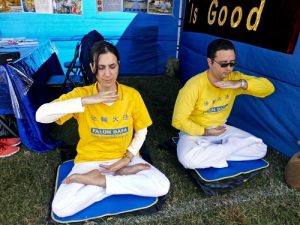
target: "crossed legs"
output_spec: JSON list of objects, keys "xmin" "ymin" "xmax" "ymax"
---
[
  {"xmin": 177, "ymin": 125, "xmax": 267, "ymax": 169},
  {"xmin": 52, "ymin": 157, "xmax": 170, "ymax": 217},
  {"xmin": 63, "ymin": 163, "xmax": 151, "ymax": 186}
]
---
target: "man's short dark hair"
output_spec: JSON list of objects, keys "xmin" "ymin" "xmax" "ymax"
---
[{"xmin": 207, "ymin": 39, "xmax": 236, "ymax": 59}]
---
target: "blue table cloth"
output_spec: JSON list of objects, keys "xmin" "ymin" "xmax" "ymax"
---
[{"xmin": 0, "ymin": 41, "xmax": 64, "ymax": 152}]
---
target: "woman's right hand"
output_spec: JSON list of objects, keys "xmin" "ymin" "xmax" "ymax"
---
[
  {"xmin": 99, "ymin": 157, "xmax": 131, "ymax": 174},
  {"xmin": 81, "ymin": 90, "xmax": 119, "ymax": 106}
]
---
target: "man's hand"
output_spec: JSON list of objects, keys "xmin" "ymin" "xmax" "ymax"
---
[
  {"xmin": 214, "ymin": 80, "xmax": 242, "ymax": 89},
  {"xmin": 203, "ymin": 125, "xmax": 226, "ymax": 136}
]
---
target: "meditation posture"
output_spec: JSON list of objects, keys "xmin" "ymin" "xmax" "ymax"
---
[
  {"xmin": 172, "ymin": 38, "xmax": 275, "ymax": 169},
  {"xmin": 36, "ymin": 41, "xmax": 170, "ymax": 217}
]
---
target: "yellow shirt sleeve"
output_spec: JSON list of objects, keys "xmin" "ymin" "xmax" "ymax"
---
[
  {"xmin": 132, "ymin": 90, "xmax": 152, "ymax": 130},
  {"xmin": 172, "ymin": 74, "xmax": 205, "ymax": 135},
  {"xmin": 239, "ymin": 72, "xmax": 275, "ymax": 97}
]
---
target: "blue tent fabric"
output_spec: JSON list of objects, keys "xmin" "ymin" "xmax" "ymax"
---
[
  {"xmin": 0, "ymin": 2, "xmax": 180, "ymax": 76},
  {"xmin": 51, "ymin": 160, "xmax": 158, "ymax": 224},
  {"xmin": 178, "ymin": 31, "xmax": 300, "ymax": 157},
  {"xmin": 117, "ymin": 25, "xmax": 159, "ymax": 75}
]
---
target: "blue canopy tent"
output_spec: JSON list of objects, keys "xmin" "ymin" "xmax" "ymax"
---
[{"xmin": 1, "ymin": 0, "xmax": 300, "ymax": 158}]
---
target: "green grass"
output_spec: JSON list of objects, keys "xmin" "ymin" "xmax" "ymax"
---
[{"xmin": 1, "ymin": 76, "xmax": 299, "ymax": 225}]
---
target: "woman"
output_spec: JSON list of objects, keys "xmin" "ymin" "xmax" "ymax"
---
[{"xmin": 36, "ymin": 41, "xmax": 170, "ymax": 217}]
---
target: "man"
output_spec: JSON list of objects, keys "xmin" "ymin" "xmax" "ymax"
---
[{"xmin": 172, "ymin": 38, "xmax": 275, "ymax": 169}]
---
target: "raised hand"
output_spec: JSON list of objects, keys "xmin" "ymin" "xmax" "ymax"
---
[
  {"xmin": 82, "ymin": 90, "xmax": 119, "ymax": 106},
  {"xmin": 214, "ymin": 80, "xmax": 242, "ymax": 89}
]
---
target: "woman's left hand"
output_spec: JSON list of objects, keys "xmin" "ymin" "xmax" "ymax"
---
[{"xmin": 99, "ymin": 157, "xmax": 130, "ymax": 173}]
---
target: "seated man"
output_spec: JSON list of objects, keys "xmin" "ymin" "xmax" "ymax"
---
[{"xmin": 172, "ymin": 38, "xmax": 275, "ymax": 169}]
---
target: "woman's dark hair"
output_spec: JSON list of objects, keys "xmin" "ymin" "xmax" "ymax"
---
[
  {"xmin": 207, "ymin": 39, "xmax": 236, "ymax": 59},
  {"xmin": 90, "ymin": 41, "xmax": 120, "ymax": 76}
]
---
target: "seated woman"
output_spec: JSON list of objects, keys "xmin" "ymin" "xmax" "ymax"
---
[{"xmin": 36, "ymin": 41, "xmax": 170, "ymax": 218}]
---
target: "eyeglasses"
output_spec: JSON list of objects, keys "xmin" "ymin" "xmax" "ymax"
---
[{"xmin": 213, "ymin": 60, "xmax": 236, "ymax": 68}]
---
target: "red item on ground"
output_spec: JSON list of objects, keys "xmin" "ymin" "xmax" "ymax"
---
[
  {"xmin": 0, "ymin": 137, "xmax": 21, "ymax": 146},
  {"xmin": 0, "ymin": 145, "xmax": 20, "ymax": 158}
]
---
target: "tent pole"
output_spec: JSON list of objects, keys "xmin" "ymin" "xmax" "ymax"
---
[{"xmin": 176, "ymin": 0, "xmax": 183, "ymax": 59}]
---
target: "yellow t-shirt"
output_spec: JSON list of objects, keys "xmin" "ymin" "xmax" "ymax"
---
[
  {"xmin": 172, "ymin": 70, "xmax": 274, "ymax": 136},
  {"xmin": 54, "ymin": 82, "xmax": 152, "ymax": 163}
]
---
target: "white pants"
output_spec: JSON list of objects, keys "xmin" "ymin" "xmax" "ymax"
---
[
  {"xmin": 52, "ymin": 156, "xmax": 170, "ymax": 217},
  {"xmin": 177, "ymin": 125, "xmax": 267, "ymax": 169}
]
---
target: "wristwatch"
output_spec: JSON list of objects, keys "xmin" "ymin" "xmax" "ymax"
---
[{"xmin": 240, "ymin": 79, "xmax": 246, "ymax": 89}]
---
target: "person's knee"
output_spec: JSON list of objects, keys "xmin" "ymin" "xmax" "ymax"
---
[
  {"xmin": 251, "ymin": 141, "xmax": 268, "ymax": 158},
  {"xmin": 149, "ymin": 173, "xmax": 170, "ymax": 196},
  {"xmin": 257, "ymin": 145, "xmax": 267, "ymax": 158},
  {"xmin": 52, "ymin": 193, "xmax": 80, "ymax": 217},
  {"xmin": 52, "ymin": 199, "xmax": 73, "ymax": 218},
  {"xmin": 178, "ymin": 155, "xmax": 189, "ymax": 168},
  {"xmin": 157, "ymin": 177, "xmax": 170, "ymax": 196},
  {"xmin": 159, "ymin": 175, "xmax": 171, "ymax": 196},
  {"xmin": 177, "ymin": 152, "xmax": 199, "ymax": 169}
]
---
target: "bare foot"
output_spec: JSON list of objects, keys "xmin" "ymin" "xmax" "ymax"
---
[
  {"xmin": 63, "ymin": 169, "xmax": 106, "ymax": 187},
  {"xmin": 116, "ymin": 163, "xmax": 151, "ymax": 175}
]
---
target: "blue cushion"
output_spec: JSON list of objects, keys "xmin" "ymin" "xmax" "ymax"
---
[
  {"xmin": 171, "ymin": 136, "xmax": 269, "ymax": 180},
  {"xmin": 51, "ymin": 160, "xmax": 158, "ymax": 224},
  {"xmin": 171, "ymin": 136, "xmax": 269, "ymax": 195},
  {"xmin": 195, "ymin": 159, "xmax": 269, "ymax": 182}
]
